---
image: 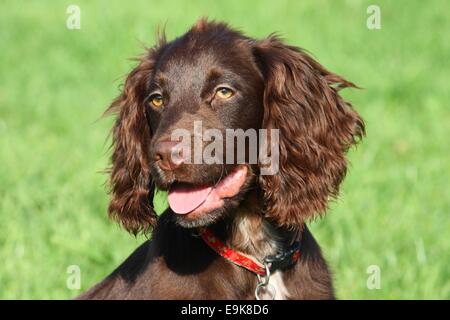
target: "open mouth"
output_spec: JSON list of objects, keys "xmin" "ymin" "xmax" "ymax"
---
[{"xmin": 168, "ymin": 165, "xmax": 248, "ymax": 217}]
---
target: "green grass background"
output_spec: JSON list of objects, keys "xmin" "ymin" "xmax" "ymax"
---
[{"xmin": 0, "ymin": 0, "xmax": 449, "ymax": 299}]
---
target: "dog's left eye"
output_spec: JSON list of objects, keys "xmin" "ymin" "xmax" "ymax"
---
[
  {"xmin": 148, "ymin": 94, "xmax": 163, "ymax": 108},
  {"xmin": 215, "ymin": 87, "xmax": 234, "ymax": 99}
]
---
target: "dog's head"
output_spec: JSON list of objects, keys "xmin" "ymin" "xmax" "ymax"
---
[{"xmin": 107, "ymin": 19, "xmax": 364, "ymax": 235}]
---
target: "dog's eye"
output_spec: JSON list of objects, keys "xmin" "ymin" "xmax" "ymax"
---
[
  {"xmin": 215, "ymin": 87, "xmax": 234, "ymax": 99},
  {"xmin": 148, "ymin": 94, "xmax": 163, "ymax": 108}
]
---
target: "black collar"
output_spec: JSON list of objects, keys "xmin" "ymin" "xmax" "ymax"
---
[{"xmin": 264, "ymin": 239, "xmax": 302, "ymax": 272}]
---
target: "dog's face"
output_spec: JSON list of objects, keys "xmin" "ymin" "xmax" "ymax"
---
[
  {"xmin": 107, "ymin": 20, "xmax": 364, "ymax": 234},
  {"xmin": 146, "ymin": 26, "xmax": 264, "ymax": 227}
]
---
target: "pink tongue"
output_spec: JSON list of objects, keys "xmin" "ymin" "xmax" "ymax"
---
[{"xmin": 168, "ymin": 183, "xmax": 213, "ymax": 214}]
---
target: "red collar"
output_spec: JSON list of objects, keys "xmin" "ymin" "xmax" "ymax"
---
[{"xmin": 198, "ymin": 227, "xmax": 301, "ymax": 276}]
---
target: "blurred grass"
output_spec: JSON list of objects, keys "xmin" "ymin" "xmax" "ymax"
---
[{"xmin": 0, "ymin": 0, "xmax": 449, "ymax": 299}]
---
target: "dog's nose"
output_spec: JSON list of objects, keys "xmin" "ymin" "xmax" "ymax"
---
[{"xmin": 154, "ymin": 141, "xmax": 184, "ymax": 171}]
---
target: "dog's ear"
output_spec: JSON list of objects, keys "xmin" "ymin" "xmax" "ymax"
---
[
  {"xmin": 252, "ymin": 36, "xmax": 365, "ymax": 227},
  {"xmin": 106, "ymin": 50, "xmax": 158, "ymax": 235}
]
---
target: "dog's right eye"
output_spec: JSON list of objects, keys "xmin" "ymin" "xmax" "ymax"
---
[
  {"xmin": 215, "ymin": 87, "xmax": 234, "ymax": 99},
  {"xmin": 148, "ymin": 94, "xmax": 163, "ymax": 108}
]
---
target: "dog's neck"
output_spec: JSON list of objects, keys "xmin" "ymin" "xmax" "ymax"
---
[{"xmin": 217, "ymin": 192, "xmax": 300, "ymax": 261}]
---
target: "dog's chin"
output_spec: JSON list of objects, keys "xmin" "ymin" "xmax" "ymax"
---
[
  {"xmin": 173, "ymin": 204, "xmax": 227, "ymax": 228},
  {"xmin": 173, "ymin": 196, "xmax": 243, "ymax": 228}
]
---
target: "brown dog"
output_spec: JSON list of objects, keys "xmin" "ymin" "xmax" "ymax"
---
[{"xmin": 78, "ymin": 19, "xmax": 364, "ymax": 300}]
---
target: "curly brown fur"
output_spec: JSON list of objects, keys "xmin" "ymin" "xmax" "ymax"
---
[{"xmin": 79, "ymin": 19, "xmax": 364, "ymax": 300}]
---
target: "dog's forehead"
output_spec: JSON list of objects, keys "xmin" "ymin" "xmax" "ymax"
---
[
  {"xmin": 158, "ymin": 50, "xmax": 218, "ymax": 85},
  {"xmin": 153, "ymin": 34, "xmax": 255, "ymax": 86}
]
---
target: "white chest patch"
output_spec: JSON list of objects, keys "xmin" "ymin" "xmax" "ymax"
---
[
  {"xmin": 269, "ymin": 271, "xmax": 290, "ymax": 300},
  {"xmin": 257, "ymin": 271, "xmax": 290, "ymax": 300}
]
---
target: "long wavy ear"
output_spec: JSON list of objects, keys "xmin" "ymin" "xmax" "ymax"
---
[
  {"xmin": 106, "ymin": 51, "xmax": 157, "ymax": 235},
  {"xmin": 253, "ymin": 36, "xmax": 365, "ymax": 227}
]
